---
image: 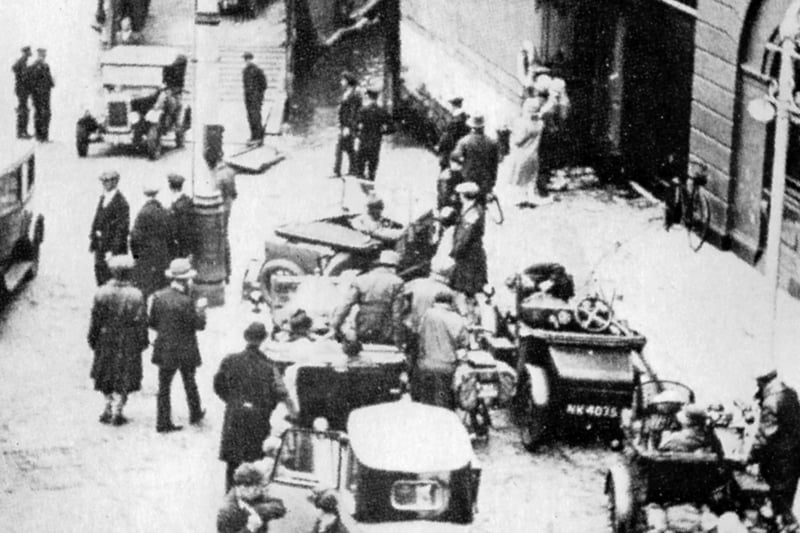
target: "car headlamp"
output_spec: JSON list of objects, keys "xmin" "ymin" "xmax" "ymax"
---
[
  {"xmin": 557, "ymin": 310, "xmax": 572, "ymax": 325},
  {"xmin": 312, "ymin": 417, "xmax": 329, "ymax": 431},
  {"xmin": 128, "ymin": 111, "xmax": 141, "ymax": 124},
  {"xmin": 145, "ymin": 109, "xmax": 160, "ymax": 123}
]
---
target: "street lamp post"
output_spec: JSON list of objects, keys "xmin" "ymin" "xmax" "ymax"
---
[{"xmin": 762, "ymin": 1, "xmax": 800, "ymax": 359}]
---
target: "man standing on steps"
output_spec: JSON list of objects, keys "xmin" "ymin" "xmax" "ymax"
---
[
  {"xmin": 333, "ymin": 71, "xmax": 361, "ymax": 177},
  {"xmin": 12, "ymin": 46, "xmax": 32, "ymax": 139},
  {"xmin": 355, "ymin": 84, "xmax": 392, "ymax": 182},
  {"xmin": 242, "ymin": 51, "xmax": 267, "ymax": 146},
  {"xmin": 28, "ymin": 48, "xmax": 54, "ymax": 142}
]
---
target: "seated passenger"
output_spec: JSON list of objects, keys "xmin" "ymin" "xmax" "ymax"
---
[
  {"xmin": 659, "ymin": 404, "xmax": 723, "ymax": 456},
  {"xmin": 350, "ymin": 194, "xmax": 401, "ymax": 243},
  {"xmin": 641, "ymin": 389, "xmax": 685, "ymax": 450},
  {"xmin": 115, "ymin": 17, "xmax": 142, "ymax": 45},
  {"xmin": 518, "ymin": 262, "xmax": 575, "ymax": 302}
]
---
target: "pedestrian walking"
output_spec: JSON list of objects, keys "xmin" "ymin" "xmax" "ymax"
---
[
  {"xmin": 507, "ymin": 97, "xmax": 546, "ymax": 207},
  {"xmin": 87, "ymin": 255, "xmax": 148, "ymax": 426},
  {"xmin": 435, "ymin": 97, "xmax": 469, "ymax": 170},
  {"xmin": 402, "ymin": 264, "xmax": 454, "ymax": 377},
  {"xmin": 242, "ymin": 52, "xmax": 267, "ymax": 145},
  {"xmin": 413, "ymin": 291, "xmax": 469, "ymax": 408},
  {"xmin": 331, "ymin": 250, "xmax": 405, "ymax": 347},
  {"xmin": 449, "ymin": 182, "xmax": 487, "ymax": 298},
  {"xmin": 437, "ymin": 153, "xmax": 465, "ymax": 210},
  {"xmin": 12, "ymin": 46, "xmax": 32, "ymax": 139},
  {"xmin": 451, "ymin": 114, "xmax": 500, "ymax": 203},
  {"xmin": 216, "ymin": 463, "xmax": 287, "ymax": 533},
  {"xmin": 332, "ymin": 71, "xmax": 362, "ymax": 177},
  {"xmin": 214, "ymin": 321, "xmax": 298, "ymax": 492},
  {"xmin": 747, "ymin": 366, "xmax": 800, "ymax": 529},
  {"xmin": 213, "ymin": 159, "xmax": 238, "ymax": 283},
  {"xmin": 354, "ymin": 84, "xmax": 392, "ymax": 182},
  {"xmin": 149, "ymin": 258, "xmax": 207, "ymax": 433},
  {"xmin": 130, "ymin": 182, "xmax": 172, "ymax": 299},
  {"xmin": 27, "ymin": 48, "xmax": 54, "ymax": 142},
  {"xmin": 166, "ymin": 174, "xmax": 196, "ymax": 261},
  {"xmin": 90, "ymin": 171, "xmax": 130, "ymax": 286}
]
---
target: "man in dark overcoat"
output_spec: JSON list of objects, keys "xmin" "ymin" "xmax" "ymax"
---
[
  {"xmin": 214, "ymin": 322, "xmax": 298, "ymax": 492},
  {"xmin": 130, "ymin": 183, "xmax": 172, "ymax": 299},
  {"xmin": 88, "ymin": 255, "xmax": 148, "ymax": 426},
  {"xmin": 355, "ymin": 85, "xmax": 392, "ymax": 182},
  {"xmin": 166, "ymin": 174, "xmax": 196, "ymax": 260},
  {"xmin": 436, "ymin": 97, "xmax": 469, "ymax": 170},
  {"xmin": 90, "ymin": 171, "xmax": 130, "ymax": 286},
  {"xmin": 451, "ymin": 114, "xmax": 500, "ymax": 202},
  {"xmin": 12, "ymin": 46, "xmax": 32, "ymax": 138},
  {"xmin": 149, "ymin": 258, "xmax": 206, "ymax": 433},
  {"xmin": 333, "ymin": 71, "xmax": 362, "ymax": 177},
  {"xmin": 27, "ymin": 48, "xmax": 54, "ymax": 142},
  {"xmin": 242, "ymin": 52, "xmax": 267, "ymax": 145},
  {"xmin": 748, "ymin": 366, "xmax": 800, "ymax": 528},
  {"xmin": 449, "ymin": 182, "xmax": 487, "ymax": 298}
]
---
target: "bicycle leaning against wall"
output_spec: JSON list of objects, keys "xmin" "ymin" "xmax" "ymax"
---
[{"xmin": 663, "ymin": 161, "xmax": 712, "ymax": 252}]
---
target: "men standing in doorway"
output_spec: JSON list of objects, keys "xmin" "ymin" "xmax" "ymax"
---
[
  {"xmin": 452, "ymin": 114, "xmax": 500, "ymax": 203},
  {"xmin": 333, "ymin": 71, "xmax": 362, "ymax": 177},
  {"xmin": 12, "ymin": 46, "xmax": 32, "ymax": 139},
  {"xmin": 149, "ymin": 258, "xmax": 207, "ymax": 433},
  {"xmin": 27, "ymin": 48, "xmax": 54, "ymax": 142},
  {"xmin": 355, "ymin": 84, "xmax": 392, "ymax": 182},
  {"xmin": 130, "ymin": 183, "xmax": 172, "ymax": 299},
  {"xmin": 435, "ymin": 97, "xmax": 469, "ymax": 171},
  {"xmin": 90, "ymin": 171, "xmax": 130, "ymax": 287},
  {"xmin": 242, "ymin": 51, "xmax": 267, "ymax": 146}
]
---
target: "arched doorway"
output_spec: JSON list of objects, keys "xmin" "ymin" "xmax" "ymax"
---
[{"xmin": 732, "ymin": 0, "xmax": 800, "ymax": 294}]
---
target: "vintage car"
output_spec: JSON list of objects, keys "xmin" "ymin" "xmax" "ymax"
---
[
  {"xmin": 497, "ymin": 265, "xmax": 649, "ymax": 450},
  {"xmin": 76, "ymin": 45, "xmax": 191, "ymax": 160},
  {"xmin": 241, "ymin": 209, "xmax": 440, "ymax": 299},
  {"xmin": 266, "ymin": 400, "xmax": 481, "ymax": 532},
  {"xmin": 606, "ymin": 380, "xmax": 773, "ymax": 533},
  {"xmin": 0, "ymin": 140, "xmax": 44, "ymax": 303}
]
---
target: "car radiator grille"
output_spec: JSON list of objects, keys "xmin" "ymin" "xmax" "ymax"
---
[{"xmin": 107, "ymin": 102, "xmax": 128, "ymax": 127}]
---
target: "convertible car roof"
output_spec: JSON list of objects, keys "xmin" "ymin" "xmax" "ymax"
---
[{"xmin": 347, "ymin": 401, "xmax": 474, "ymax": 473}]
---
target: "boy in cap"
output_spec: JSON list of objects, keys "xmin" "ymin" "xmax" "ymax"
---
[
  {"xmin": 242, "ymin": 51, "xmax": 267, "ymax": 145},
  {"xmin": 216, "ymin": 462, "xmax": 287, "ymax": 533},
  {"xmin": 354, "ymin": 83, "xmax": 392, "ymax": 181},
  {"xmin": 149, "ymin": 258, "xmax": 207, "ymax": 433},
  {"xmin": 333, "ymin": 71, "xmax": 362, "ymax": 177},
  {"xmin": 90, "ymin": 171, "xmax": 130, "ymax": 286},
  {"xmin": 88, "ymin": 255, "xmax": 148, "ymax": 426},
  {"xmin": 12, "ymin": 46, "xmax": 32, "ymax": 138}
]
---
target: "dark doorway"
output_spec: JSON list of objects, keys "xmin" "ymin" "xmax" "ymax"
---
[{"xmin": 621, "ymin": 1, "xmax": 695, "ymax": 192}]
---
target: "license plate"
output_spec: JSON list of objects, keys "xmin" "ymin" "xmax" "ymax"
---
[{"xmin": 565, "ymin": 403, "xmax": 619, "ymax": 418}]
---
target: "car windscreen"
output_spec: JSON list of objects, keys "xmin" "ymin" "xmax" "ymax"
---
[{"xmin": 272, "ymin": 429, "xmax": 344, "ymax": 489}]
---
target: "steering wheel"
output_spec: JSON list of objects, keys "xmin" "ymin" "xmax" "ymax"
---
[{"xmin": 574, "ymin": 296, "xmax": 613, "ymax": 333}]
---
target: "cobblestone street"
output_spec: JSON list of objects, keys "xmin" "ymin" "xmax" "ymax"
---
[{"xmin": 2, "ymin": 0, "xmax": 800, "ymax": 532}]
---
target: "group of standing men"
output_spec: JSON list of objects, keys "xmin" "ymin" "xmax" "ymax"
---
[
  {"xmin": 12, "ymin": 46, "xmax": 54, "ymax": 141},
  {"xmin": 87, "ymin": 167, "xmax": 236, "ymax": 431}
]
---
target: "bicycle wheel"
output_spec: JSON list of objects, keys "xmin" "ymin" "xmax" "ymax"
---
[{"xmin": 683, "ymin": 187, "xmax": 710, "ymax": 251}]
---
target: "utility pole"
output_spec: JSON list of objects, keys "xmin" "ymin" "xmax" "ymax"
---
[{"xmin": 191, "ymin": 0, "xmax": 226, "ymax": 307}]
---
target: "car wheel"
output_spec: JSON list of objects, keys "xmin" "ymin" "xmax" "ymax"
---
[
  {"xmin": 606, "ymin": 469, "xmax": 634, "ymax": 533},
  {"xmin": 519, "ymin": 392, "xmax": 548, "ymax": 451},
  {"xmin": 76, "ymin": 125, "xmax": 90, "ymax": 157},
  {"xmin": 258, "ymin": 259, "xmax": 306, "ymax": 296},
  {"xmin": 146, "ymin": 124, "xmax": 162, "ymax": 160}
]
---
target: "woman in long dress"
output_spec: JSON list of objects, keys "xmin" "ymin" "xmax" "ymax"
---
[{"xmin": 508, "ymin": 97, "xmax": 545, "ymax": 206}]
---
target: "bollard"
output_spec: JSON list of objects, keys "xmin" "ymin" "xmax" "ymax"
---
[{"xmin": 192, "ymin": 189, "xmax": 226, "ymax": 307}]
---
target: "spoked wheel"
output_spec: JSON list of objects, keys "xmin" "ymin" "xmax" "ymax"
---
[
  {"xmin": 575, "ymin": 296, "xmax": 613, "ymax": 333},
  {"xmin": 683, "ymin": 187, "xmax": 710, "ymax": 252}
]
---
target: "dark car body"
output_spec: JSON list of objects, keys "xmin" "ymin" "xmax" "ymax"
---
[
  {"xmin": 266, "ymin": 401, "xmax": 480, "ymax": 532},
  {"xmin": 0, "ymin": 140, "xmax": 44, "ymax": 303}
]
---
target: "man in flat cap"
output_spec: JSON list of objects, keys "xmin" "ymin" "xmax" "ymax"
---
[
  {"xmin": 166, "ymin": 174, "xmax": 196, "ymax": 261},
  {"xmin": 216, "ymin": 463, "xmax": 286, "ymax": 533},
  {"xmin": 27, "ymin": 48, "xmax": 54, "ymax": 142},
  {"xmin": 149, "ymin": 258, "xmax": 207, "ymax": 433},
  {"xmin": 242, "ymin": 51, "xmax": 267, "ymax": 146},
  {"xmin": 130, "ymin": 182, "xmax": 172, "ymax": 299},
  {"xmin": 214, "ymin": 321, "xmax": 297, "ymax": 491},
  {"xmin": 452, "ymin": 114, "xmax": 500, "ymax": 203},
  {"xmin": 435, "ymin": 97, "xmax": 470, "ymax": 171},
  {"xmin": 350, "ymin": 194, "xmax": 401, "ymax": 244},
  {"xmin": 748, "ymin": 365, "xmax": 800, "ymax": 529},
  {"xmin": 88, "ymin": 255, "xmax": 148, "ymax": 426},
  {"xmin": 450, "ymin": 182, "xmax": 487, "ymax": 302},
  {"xmin": 90, "ymin": 171, "xmax": 130, "ymax": 286},
  {"xmin": 333, "ymin": 71, "xmax": 362, "ymax": 177},
  {"xmin": 12, "ymin": 46, "xmax": 32, "ymax": 138},
  {"xmin": 331, "ymin": 250, "xmax": 405, "ymax": 348},
  {"xmin": 355, "ymin": 83, "xmax": 393, "ymax": 182}
]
